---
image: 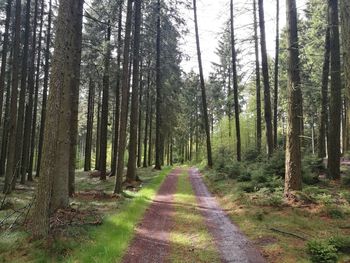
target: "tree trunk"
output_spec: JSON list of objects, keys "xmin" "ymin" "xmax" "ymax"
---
[
  {"xmin": 21, "ymin": 0, "xmax": 39, "ymax": 184},
  {"xmin": 258, "ymin": 0, "xmax": 273, "ymax": 157},
  {"xmin": 143, "ymin": 63, "xmax": 151, "ymax": 168},
  {"xmin": 0, "ymin": 0, "xmax": 13, "ymax": 129},
  {"xmin": 148, "ymin": 99, "xmax": 153, "ymax": 167},
  {"xmin": 31, "ymin": 0, "xmax": 84, "ymax": 238},
  {"xmin": 230, "ymin": 0, "xmax": 241, "ymax": 162},
  {"xmin": 36, "ymin": 0, "xmax": 52, "ymax": 177},
  {"xmin": 28, "ymin": 0, "xmax": 45, "ymax": 181},
  {"xmin": 253, "ymin": 0, "xmax": 262, "ymax": 153},
  {"xmin": 154, "ymin": 0, "xmax": 162, "ymax": 170},
  {"xmin": 84, "ymin": 79, "xmax": 95, "ymax": 171},
  {"xmin": 3, "ymin": 0, "xmax": 22, "ymax": 193},
  {"xmin": 327, "ymin": 0, "xmax": 342, "ymax": 180},
  {"xmin": 95, "ymin": 85, "xmax": 102, "ymax": 170},
  {"xmin": 126, "ymin": 0, "xmax": 142, "ymax": 182},
  {"xmin": 193, "ymin": 0, "xmax": 213, "ymax": 168},
  {"xmin": 99, "ymin": 23, "xmax": 111, "ymax": 181},
  {"xmin": 318, "ymin": 26, "xmax": 330, "ymax": 158},
  {"xmin": 273, "ymin": 0, "xmax": 280, "ymax": 148},
  {"xmin": 137, "ymin": 62, "xmax": 143, "ymax": 168},
  {"xmin": 285, "ymin": 0, "xmax": 303, "ymax": 195},
  {"xmin": 341, "ymin": 0, "xmax": 350, "ymax": 152},
  {"xmin": 114, "ymin": 0, "xmax": 133, "ymax": 194}
]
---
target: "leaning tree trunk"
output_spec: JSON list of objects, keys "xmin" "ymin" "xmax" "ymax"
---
[
  {"xmin": 31, "ymin": 0, "xmax": 84, "ymax": 238},
  {"xmin": 284, "ymin": 0, "xmax": 303, "ymax": 195},
  {"xmin": 341, "ymin": 0, "xmax": 350, "ymax": 152},
  {"xmin": 126, "ymin": 0, "xmax": 142, "ymax": 182},
  {"xmin": 230, "ymin": 0, "xmax": 241, "ymax": 162},
  {"xmin": 193, "ymin": 0, "xmax": 213, "ymax": 168},
  {"xmin": 273, "ymin": 0, "xmax": 280, "ymax": 148},
  {"xmin": 318, "ymin": 25, "xmax": 330, "ymax": 158},
  {"xmin": 99, "ymin": 23, "xmax": 111, "ymax": 181},
  {"xmin": 253, "ymin": 0, "xmax": 262, "ymax": 153},
  {"xmin": 258, "ymin": 0, "xmax": 274, "ymax": 157},
  {"xmin": 114, "ymin": 0, "xmax": 133, "ymax": 194},
  {"xmin": 3, "ymin": 0, "xmax": 22, "ymax": 194},
  {"xmin": 327, "ymin": 0, "xmax": 342, "ymax": 180}
]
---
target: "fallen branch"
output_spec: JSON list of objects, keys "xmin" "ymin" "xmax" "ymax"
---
[{"xmin": 269, "ymin": 227, "xmax": 308, "ymax": 241}]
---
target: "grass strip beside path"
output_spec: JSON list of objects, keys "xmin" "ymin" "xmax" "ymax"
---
[
  {"xmin": 168, "ymin": 171, "xmax": 221, "ymax": 263},
  {"xmin": 67, "ymin": 167, "xmax": 171, "ymax": 263}
]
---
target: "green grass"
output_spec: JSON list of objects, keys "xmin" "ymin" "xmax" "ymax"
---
[
  {"xmin": 65, "ymin": 167, "xmax": 171, "ymax": 263},
  {"xmin": 168, "ymin": 171, "xmax": 221, "ymax": 263}
]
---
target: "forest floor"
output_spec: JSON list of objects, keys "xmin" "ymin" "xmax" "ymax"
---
[{"xmin": 203, "ymin": 163, "xmax": 350, "ymax": 263}]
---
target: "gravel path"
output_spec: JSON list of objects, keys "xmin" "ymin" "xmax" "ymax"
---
[
  {"xmin": 189, "ymin": 167, "xmax": 266, "ymax": 263},
  {"xmin": 122, "ymin": 168, "xmax": 181, "ymax": 263},
  {"xmin": 122, "ymin": 167, "xmax": 265, "ymax": 263}
]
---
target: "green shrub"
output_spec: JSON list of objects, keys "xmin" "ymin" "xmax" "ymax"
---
[
  {"xmin": 323, "ymin": 205, "xmax": 345, "ymax": 219},
  {"xmin": 307, "ymin": 240, "xmax": 338, "ymax": 263},
  {"xmin": 238, "ymin": 182, "xmax": 255, "ymax": 193},
  {"xmin": 329, "ymin": 236, "xmax": 350, "ymax": 253},
  {"xmin": 340, "ymin": 191, "xmax": 350, "ymax": 204},
  {"xmin": 303, "ymin": 173, "xmax": 320, "ymax": 185},
  {"xmin": 224, "ymin": 162, "xmax": 241, "ymax": 179},
  {"xmin": 263, "ymin": 149, "xmax": 285, "ymax": 178},
  {"xmin": 303, "ymin": 155, "xmax": 325, "ymax": 174},
  {"xmin": 342, "ymin": 176, "xmax": 350, "ymax": 187},
  {"xmin": 237, "ymin": 172, "xmax": 252, "ymax": 182},
  {"xmin": 243, "ymin": 147, "xmax": 263, "ymax": 162}
]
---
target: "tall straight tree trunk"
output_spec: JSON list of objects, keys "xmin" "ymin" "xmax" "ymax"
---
[
  {"xmin": 285, "ymin": 0, "xmax": 303, "ymax": 195},
  {"xmin": 3, "ymin": 0, "xmax": 22, "ymax": 193},
  {"xmin": 21, "ymin": 0, "xmax": 39, "ymax": 184},
  {"xmin": 95, "ymin": 86, "xmax": 102, "ymax": 170},
  {"xmin": 318, "ymin": 26, "xmax": 330, "ymax": 158},
  {"xmin": 143, "ymin": 64, "xmax": 151, "ymax": 168},
  {"xmin": 253, "ymin": 0, "xmax": 262, "ymax": 153},
  {"xmin": 327, "ymin": 0, "xmax": 342, "ymax": 180},
  {"xmin": 137, "ymin": 62, "xmax": 143, "ymax": 168},
  {"xmin": 31, "ymin": 0, "xmax": 84, "ymax": 238},
  {"xmin": 37, "ymin": 0, "xmax": 52, "ymax": 177},
  {"xmin": 273, "ymin": 0, "xmax": 280, "ymax": 148},
  {"xmin": 114, "ymin": 0, "xmax": 133, "ymax": 194},
  {"xmin": 126, "ymin": 0, "xmax": 142, "ymax": 182},
  {"xmin": 0, "ymin": 51, "xmax": 12, "ymax": 177},
  {"xmin": 341, "ymin": 0, "xmax": 350, "ymax": 152},
  {"xmin": 111, "ymin": 0, "xmax": 124, "ymax": 177},
  {"xmin": 84, "ymin": 79, "xmax": 95, "ymax": 171},
  {"xmin": 258, "ymin": 0, "xmax": 273, "ymax": 157},
  {"xmin": 230, "ymin": 0, "xmax": 241, "ymax": 162},
  {"xmin": 28, "ymin": 0, "xmax": 45, "ymax": 181},
  {"xmin": 193, "ymin": 0, "xmax": 213, "ymax": 168},
  {"xmin": 148, "ymin": 99, "xmax": 153, "ymax": 167},
  {"xmin": 0, "ymin": 0, "xmax": 13, "ymax": 128},
  {"xmin": 154, "ymin": 0, "xmax": 162, "ymax": 170},
  {"xmin": 99, "ymin": 23, "xmax": 111, "ymax": 181},
  {"xmin": 13, "ymin": 0, "xmax": 32, "ymax": 186}
]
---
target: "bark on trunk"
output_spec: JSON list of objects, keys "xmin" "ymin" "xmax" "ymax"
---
[
  {"xmin": 258, "ymin": 0, "xmax": 274, "ymax": 157},
  {"xmin": 84, "ymin": 79, "xmax": 95, "ymax": 171},
  {"xmin": 327, "ymin": 0, "xmax": 342, "ymax": 180},
  {"xmin": 193, "ymin": 0, "xmax": 213, "ymax": 168},
  {"xmin": 273, "ymin": 0, "xmax": 280, "ymax": 148},
  {"xmin": 285, "ymin": 0, "xmax": 303, "ymax": 194}
]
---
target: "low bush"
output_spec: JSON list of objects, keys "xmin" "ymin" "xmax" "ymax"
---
[
  {"xmin": 237, "ymin": 172, "xmax": 252, "ymax": 182},
  {"xmin": 238, "ymin": 182, "xmax": 255, "ymax": 193},
  {"xmin": 263, "ymin": 149, "xmax": 285, "ymax": 178},
  {"xmin": 328, "ymin": 236, "xmax": 350, "ymax": 253},
  {"xmin": 303, "ymin": 155, "xmax": 325, "ymax": 174},
  {"xmin": 307, "ymin": 240, "xmax": 338, "ymax": 263},
  {"xmin": 323, "ymin": 205, "xmax": 345, "ymax": 219},
  {"xmin": 342, "ymin": 175, "xmax": 350, "ymax": 187}
]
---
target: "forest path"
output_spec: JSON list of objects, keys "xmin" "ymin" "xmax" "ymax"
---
[{"xmin": 122, "ymin": 167, "xmax": 265, "ymax": 263}]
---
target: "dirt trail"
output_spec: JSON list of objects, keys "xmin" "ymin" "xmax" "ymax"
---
[
  {"xmin": 189, "ymin": 168, "xmax": 266, "ymax": 263},
  {"xmin": 122, "ymin": 167, "xmax": 265, "ymax": 263},
  {"xmin": 122, "ymin": 168, "xmax": 181, "ymax": 263}
]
